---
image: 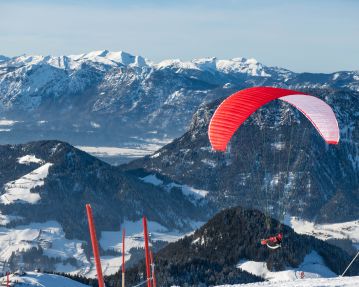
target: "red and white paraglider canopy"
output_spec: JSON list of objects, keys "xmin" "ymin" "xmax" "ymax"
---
[{"xmin": 208, "ymin": 87, "xmax": 339, "ymax": 151}]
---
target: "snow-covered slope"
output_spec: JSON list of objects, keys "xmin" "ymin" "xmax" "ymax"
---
[
  {"xmin": 0, "ymin": 141, "xmax": 208, "ymax": 277},
  {"xmin": 89, "ymin": 218, "xmax": 201, "ymax": 277},
  {"xmin": 0, "ymin": 221, "xmax": 90, "ymax": 275},
  {"xmin": 237, "ymin": 251, "xmax": 335, "ymax": 282},
  {"xmin": 217, "ymin": 276, "xmax": 359, "ymax": 287},
  {"xmin": 0, "ymin": 162, "xmax": 53, "ymax": 204},
  {"xmin": 124, "ymin": 88, "xmax": 359, "ymax": 223},
  {"xmin": 287, "ymin": 217, "xmax": 359, "ymax": 249},
  {"xmin": 0, "ymin": 271, "xmax": 89, "ymax": 287}
]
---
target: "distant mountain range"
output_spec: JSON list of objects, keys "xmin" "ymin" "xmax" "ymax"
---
[{"xmin": 0, "ymin": 51, "xmax": 358, "ymax": 159}]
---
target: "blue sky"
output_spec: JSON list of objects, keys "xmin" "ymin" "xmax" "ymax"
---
[{"xmin": 0, "ymin": 0, "xmax": 358, "ymax": 72}]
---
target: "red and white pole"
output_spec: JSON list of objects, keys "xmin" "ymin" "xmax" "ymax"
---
[
  {"xmin": 86, "ymin": 204, "xmax": 105, "ymax": 287},
  {"xmin": 122, "ymin": 228, "xmax": 126, "ymax": 287},
  {"xmin": 143, "ymin": 217, "xmax": 152, "ymax": 287},
  {"xmin": 150, "ymin": 250, "xmax": 157, "ymax": 287},
  {"xmin": 6, "ymin": 272, "xmax": 9, "ymax": 287}
]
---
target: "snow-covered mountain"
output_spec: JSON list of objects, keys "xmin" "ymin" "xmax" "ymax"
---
[
  {"xmin": 110, "ymin": 206, "xmax": 358, "ymax": 287},
  {"xmin": 0, "ymin": 140, "xmax": 208, "ymax": 276},
  {"xmin": 0, "ymin": 51, "xmax": 358, "ymax": 163},
  {"xmin": 124, "ymin": 88, "xmax": 359, "ymax": 224}
]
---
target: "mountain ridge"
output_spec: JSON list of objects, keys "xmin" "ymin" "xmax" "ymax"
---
[
  {"xmin": 0, "ymin": 50, "xmax": 358, "ymax": 153},
  {"xmin": 123, "ymin": 87, "xmax": 359, "ymax": 223}
]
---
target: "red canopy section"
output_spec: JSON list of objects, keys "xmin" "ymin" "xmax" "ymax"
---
[{"xmin": 208, "ymin": 87, "xmax": 339, "ymax": 152}]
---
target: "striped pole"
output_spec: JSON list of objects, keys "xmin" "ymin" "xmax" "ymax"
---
[{"xmin": 86, "ymin": 204, "xmax": 105, "ymax": 287}]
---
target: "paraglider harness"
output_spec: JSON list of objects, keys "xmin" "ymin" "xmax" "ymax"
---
[{"xmin": 261, "ymin": 233, "xmax": 282, "ymax": 249}]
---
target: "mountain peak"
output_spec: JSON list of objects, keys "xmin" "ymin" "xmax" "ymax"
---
[{"xmin": 69, "ymin": 50, "xmax": 149, "ymax": 67}]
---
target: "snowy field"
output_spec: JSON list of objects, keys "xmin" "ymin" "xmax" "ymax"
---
[
  {"xmin": 0, "ymin": 272, "xmax": 89, "ymax": 287},
  {"xmin": 76, "ymin": 146, "xmax": 155, "ymax": 158},
  {"xmin": 140, "ymin": 174, "xmax": 208, "ymax": 203},
  {"xmin": 217, "ymin": 276, "xmax": 359, "ymax": 287},
  {"xmin": 0, "ymin": 221, "xmax": 90, "ymax": 275},
  {"xmin": 237, "ymin": 251, "xmax": 335, "ymax": 282},
  {"xmin": 287, "ymin": 217, "xmax": 359, "ymax": 249},
  {"xmin": 95, "ymin": 219, "xmax": 203, "ymax": 277},
  {"xmin": 76, "ymin": 137, "xmax": 171, "ymax": 164},
  {"xmin": 0, "ymin": 155, "xmax": 52, "ymax": 205}
]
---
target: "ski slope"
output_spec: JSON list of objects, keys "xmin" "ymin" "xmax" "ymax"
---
[
  {"xmin": 0, "ymin": 272, "xmax": 89, "ymax": 286},
  {"xmin": 217, "ymin": 276, "xmax": 359, "ymax": 287},
  {"xmin": 0, "ymin": 161, "xmax": 53, "ymax": 205},
  {"xmin": 237, "ymin": 251, "xmax": 335, "ymax": 281}
]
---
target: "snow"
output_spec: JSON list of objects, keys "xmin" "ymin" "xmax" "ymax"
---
[
  {"xmin": 0, "ymin": 211, "xmax": 22, "ymax": 225},
  {"xmin": 1, "ymin": 271, "xmax": 89, "ymax": 286},
  {"xmin": 17, "ymin": 155, "xmax": 44, "ymax": 165},
  {"xmin": 0, "ymin": 162, "xmax": 53, "ymax": 205},
  {"xmin": 69, "ymin": 50, "xmax": 149, "ymax": 68},
  {"xmin": 100, "ymin": 219, "xmax": 182, "ymax": 252},
  {"xmin": 0, "ymin": 119, "xmax": 18, "ymax": 126},
  {"xmin": 76, "ymin": 143, "xmax": 165, "ymax": 159},
  {"xmin": 97, "ymin": 218, "xmax": 204, "ymax": 277},
  {"xmin": 271, "ymin": 142, "xmax": 285, "ymax": 150},
  {"xmin": 287, "ymin": 217, "xmax": 359, "ymax": 249},
  {"xmin": 140, "ymin": 174, "xmax": 208, "ymax": 202},
  {"xmin": 201, "ymin": 159, "xmax": 217, "ymax": 168},
  {"xmin": 141, "ymin": 174, "xmax": 163, "ymax": 186},
  {"xmin": 333, "ymin": 73, "xmax": 340, "ymax": 80},
  {"xmin": 237, "ymin": 251, "xmax": 335, "ymax": 282},
  {"xmin": 0, "ymin": 221, "xmax": 90, "ymax": 275},
  {"xmin": 97, "ymin": 219, "xmax": 183, "ymax": 277},
  {"xmin": 90, "ymin": 121, "xmax": 101, "ymax": 128},
  {"xmin": 217, "ymin": 276, "xmax": 359, "ymax": 287},
  {"xmin": 156, "ymin": 56, "xmax": 270, "ymax": 77}
]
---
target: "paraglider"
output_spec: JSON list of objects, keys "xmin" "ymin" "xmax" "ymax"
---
[
  {"xmin": 261, "ymin": 233, "xmax": 283, "ymax": 249},
  {"xmin": 209, "ymin": 87, "xmax": 339, "ymax": 152},
  {"xmin": 208, "ymin": 87, "xmax": 340, "ymax": 249}
]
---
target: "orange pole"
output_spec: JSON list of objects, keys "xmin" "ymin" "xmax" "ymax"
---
[
  {"xmin": 6, "ymin": 272, "xmax": 9, "ymax": 287},
  {"xmin": 143, "ymin": 217, "xmax": 152, "ymax": 287},
  {"xmin": 122, "ymin": 228, "xmax": 126, "ymax": 287},
  {"xmin": 150, "ymin": 251, "xmax": 157, "ymax": 287},
  {"xmin": 86, "ymin": 204, "xmax": 104, "ymax": 287}
]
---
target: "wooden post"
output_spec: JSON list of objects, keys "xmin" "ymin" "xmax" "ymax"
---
[{"xmin": 86, "ymin": 204, "xmax": 105, "ymax": 287}]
